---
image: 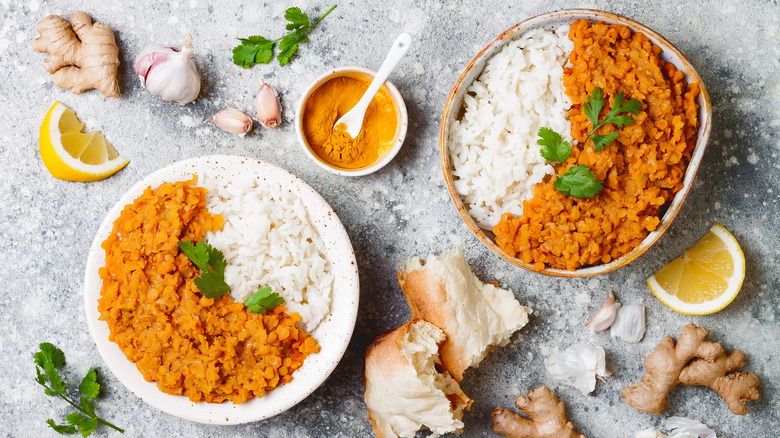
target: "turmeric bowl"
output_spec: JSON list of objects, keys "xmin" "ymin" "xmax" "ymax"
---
[
  {"xmin": 440, "ymin": 9, "xmax": 712, "ymax": 277},
  {"xmin": 296, "ymin": 66, "xmax": 408, "ymax": 176}
]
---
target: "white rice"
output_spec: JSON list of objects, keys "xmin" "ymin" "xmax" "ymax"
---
[
  {"xmin": 198, "ymin": 173, "xmax": 333, "ymax": 332},
  {"xmin": 449, "ymin": 25, "xmax": 573, "ymax": 229}
]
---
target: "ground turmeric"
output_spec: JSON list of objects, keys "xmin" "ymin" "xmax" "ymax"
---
[{"xmin": 302, "ymin": 75, "xmax": 397, "ymax": 169}]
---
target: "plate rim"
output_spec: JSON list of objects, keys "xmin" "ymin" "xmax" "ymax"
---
[{"xmin": 83, "ymin": 154, "xmax": 359, "ymax": 425}]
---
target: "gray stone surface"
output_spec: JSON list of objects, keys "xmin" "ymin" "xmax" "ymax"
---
[{"xmin": 0, "ymin": 0, "xmax": 778, "ymax": 436}]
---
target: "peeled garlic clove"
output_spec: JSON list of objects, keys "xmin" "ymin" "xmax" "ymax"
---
[
  {"xmin": 610, "ymin": 304, "xmax": 646, "ymax": 343},
  {"xmin": 544, "ymin": 344, "xmax": 609, "ymax": 395},
  {"xmin": 134, "ymin": 34, "xmax": 201, "ymax": 104},
  {"xmin": 210, "ymin": 108, "xmax": 252, "ymax": 135},
  {"xmin": 256, "ymin": 81, "xmax": 281, "ymax": 128},
  {"xmin": 585, "ymin": 290, "xmax": 619, "ymax": 333}
]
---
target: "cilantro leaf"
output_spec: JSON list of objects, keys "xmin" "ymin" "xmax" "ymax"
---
[
  {"xmin": 245, "ymin": 286, "xmax": 285, "ymax": 314},
  {"xmin": 79, "ymin": 368, "xmax": 100, "ymax": 399},
  {"xmin": 583, "ymin": 87, "xmax": 605, "ymax": 127},
  {"xmin": 78, "ymin": 419, "xmax": 97, "ymax": 437},
  {"xmin": 35, "ymin": 343, "xmax": 66, "ymax": 395},
  {"xmin": 553, "ymin": 165, "xmax": 603, "ymax": 199},
  {"xmin": 537, "ymin": 127, "xmax": 571, "ymax": 162},
  {"xmin": 47, "ymin": 419, "xmax": 77, "ymax": 435},
  {"xmin": 180, "ymin": 240, "xmax": 231, "ymax": 299},
  {"xmin": 79, "ymin": 396, "xmax": 96, "ymax": 418},
  {"xmin": 232, "ymin": 5, "xmax": 336, "ymax": 68},
  {"xmin": 66, "ymin": 413, "xmax": 86, "ymax": 425},
  {"xmin": 590, "ymin": 132, "xmax": 621, "ymax": 152},
  {"xmin": 582, "ymin": 88, "xmax": 641, "ymax": 151},
  {"xmin": 177, "ymin": 240, "xmax": 209, "ymax": 271},
  {"xmin": 284, "ymin": 7, "xmax": 309, "ymax": 30}
]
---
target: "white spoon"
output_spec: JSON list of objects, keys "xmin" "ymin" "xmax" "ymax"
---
[{"xmin": 334, "ymin": 33, "xmax": 412, "ymax": 138}]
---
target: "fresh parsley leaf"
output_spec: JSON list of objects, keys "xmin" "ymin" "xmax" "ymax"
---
[
  {"xmin": 79, "ymin": 368, "xmax": 100, "ymax": 399},
  {"xmin": 553, "ymin": 165, "xmax": 603, "ymax": 199},
  {"xmin": 179, "ymin": 240, "xmax": 231, "ymax": 299},
  {"xmin": 582, "ymin": 88, "xmax": 641, "ymax": 151},
  {"xmin": 232, "ymin": 4, "xmax": 336, "ymax": 68},
  {"xmin": 47, "ymin": 419, "xmax": 77, "ymax": 435},
  {"xmin": 34, "ymin": 342, "xmax": 66, "ymax": 396},
  {"xmin": 245, "ymin": 286, "xmax": 285, "ymax": 314},
  {"xmin": 35, "ymin": 344, "xmax": 124, "ymax": 435},
  {"xmin": 537, "ymin": 127, "xmax": 571, "ymax": 162}
]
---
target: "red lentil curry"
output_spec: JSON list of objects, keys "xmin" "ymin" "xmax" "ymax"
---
[
  {"xmin": 494, "ymin": 20, "xmax": 700, "ymax": 271},
  {"xmin": 98, "ymin": 177, "xmax": 319, "ymax": 403}
]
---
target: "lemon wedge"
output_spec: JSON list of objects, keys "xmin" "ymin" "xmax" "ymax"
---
[
  {"xmin": 647, "ymin": 223, "xmax": 745, "ymax": 315},
  {"xmin": 40, "ymin": 102, "xmax": 129, "ymax": 182}
]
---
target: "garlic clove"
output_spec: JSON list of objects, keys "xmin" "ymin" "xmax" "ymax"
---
[
  {"xmin": 585, "ymin": 290, "xmax": 619, "ymax": 333},
  {"xmin": 134, "ymin": 44, "xmax": 175, "ymax": 85},
  {"xmin": 544, "ymin": 344, "xmax": 609, "ymax": 395},
  {"xmin": 610, "ymin": 304, "xmax": 646, "ymax": 343},
  {"xmin": 256, "ymin": 81, "xmax": 281, "ymax": 128},
  {"xmin": 210, "ymin": 108, "xmax": 253, "ymax": 135}
]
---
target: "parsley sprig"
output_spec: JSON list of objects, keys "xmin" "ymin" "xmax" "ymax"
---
[
  {"xmin": 244, "ymin": 286, "xmax": 285, "ymax": 314},
  {"xmin": 233, "ymin": 5, "xmax": 337, "ymax": 67},
  {"xmin": 178, "ymin": 240, "xmax": 230, "ymax": 299},
  {"xmin": 583, "ymin": 88, "xmax": 641, "ymax": 151},
  {"xmin": 34, "ymin": 343, "xmax": 124, "ymax": 436},
  {"xmin": 537, "ymin": 88, "xmax": 641, "ymax": 198}
]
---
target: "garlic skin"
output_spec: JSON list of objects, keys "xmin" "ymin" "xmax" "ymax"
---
[
  {"xmin": 134, "ymin": 34, "xmax": 201, "ymax": 104},
  {"xmin": 666, "ymin": 417, "xmax": 716, "ymax": 438},
  {"xmin": 256, "ymin": 81, "xmax": 281, "ymax": 128},
  {"xmin": 544, "ymin": 344, "xmax": 609, "ymax": 395},
  {"xmin": 210, "ymin": 109, "xmax": 252, "ymax": 135},
  {"xmin": 585, "ymin": 290, "xmax": 620, "ymax": 333},
  {"xmin": 635, "ymin": 430, "xmax": 668, "ymax": 438},
  {"xmin": 610, "ymin": 304, "xmax": 646, "ymax": 343}
]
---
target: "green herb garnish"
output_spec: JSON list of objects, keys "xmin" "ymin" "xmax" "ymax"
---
[
  {"xmin": 232, "ymin": 5, "xmax": 337, "ymax": 67},
  {"xmin": 244, "ymin": 286, "xmax": 285, "ymax": 314},
  {"xmin": 178, "ymin": 240, "xmax": 230, "ymax": 299},
  {"xmin": 537, "ymin": 127, "xmax": 572, "ymax": 162},
  {"xmin": 34, "ymin": 343, "xmax": 124, "ymax": 436},
  {"xmin": 553, "ymin": 164, "xmax": 603, "ymax": 199},
  {"xmin": 583, "ymin": 87, "xmax": 641, "ymax": 151}
]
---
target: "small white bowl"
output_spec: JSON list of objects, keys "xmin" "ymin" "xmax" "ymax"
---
[{"xmin": 295, "ymin": 66, "xmax": 408, "ymax": 176}]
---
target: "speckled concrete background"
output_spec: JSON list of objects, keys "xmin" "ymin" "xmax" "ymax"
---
[{"xmin": 0, "ymin": 0, "xmax": 778, "ymax": 436}]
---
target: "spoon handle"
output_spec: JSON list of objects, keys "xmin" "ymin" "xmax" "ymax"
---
[{"xmin": 344, "ymin": 33, "xmax": 412, "ymax": 137}]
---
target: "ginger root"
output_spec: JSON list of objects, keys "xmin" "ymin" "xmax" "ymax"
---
[
  {"xmin": 491, "ymin": 386, "xmax": 586, "ymax": 438},
  {"xmin": 32, "ymin": 11, "xmax": 120, "ymax": 98},
  {"xmin": 622, "ymin": 323, "xmax": 760, "ymax": 415}
]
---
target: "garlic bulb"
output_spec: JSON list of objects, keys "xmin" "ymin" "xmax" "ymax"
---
[
  {"xmin": 210, "ymin": 109, "xmax": 252, "ymax": 135},
  {"xmin": 256, "ymin": 80, "xmax": 281, "ymax": 128},
  {"xmin": 585, "ymin": 290, "xmax": 620, "ymax": 333},
  {"xmin": 134, "ymin": 34, "xmax": 201, "ymax": 104},
  {"xmin": 544, "ymin": 344, "xmax": 609, "ymax": 395},
  {"xmin": 610, "ymin": 304, "xmax": 646, "ymax": 343}
]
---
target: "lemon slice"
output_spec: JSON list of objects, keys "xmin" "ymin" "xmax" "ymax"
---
[
  {"xmin": 40, "ymin": 102, "xmax": 129, "ymax": 182},
  {"xmin": 648, "ymin": 223, "xmax": 745, "ymax": 315}
]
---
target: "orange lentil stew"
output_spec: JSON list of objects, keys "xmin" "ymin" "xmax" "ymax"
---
[
  {"xmin": 494, "ymin": 19, "xmax": 700, "ymax": 271},
  {"xmin": 97, "ymin": 177, "xmax": 319, "ymax": 403}
]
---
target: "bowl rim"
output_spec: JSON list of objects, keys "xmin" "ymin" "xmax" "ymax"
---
[
  {"xmin": 439, "ymin": 8, "xmax": 713, "ymax": 277},
  {"xmin": 83, "ymin": 154, "xmax": 360, "ymax": 424},
  {"xmin": 295, "ymin": 66, "xmax": 409, "ymax": 177}
]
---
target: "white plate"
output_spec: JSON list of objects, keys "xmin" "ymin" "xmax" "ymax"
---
[{"xmin": 84, "ymin": 154, "xmax": 359, "ymax": 425}]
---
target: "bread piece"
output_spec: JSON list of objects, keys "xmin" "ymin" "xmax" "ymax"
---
[
  {"xmin": 364, "ymin": 320, "xmax": 472, "ymax": 438},
  {"xmin": 398, "ymin": 247, "xmax": 531, "ymax": 381}
]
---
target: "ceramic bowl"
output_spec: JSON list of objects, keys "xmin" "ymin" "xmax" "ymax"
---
[
  {"xmin": 296, "ymin": 66, "xmax": 408, "ymax": 176},
  {"xmin": 84, "ymin": 155, "xmax": 360, "ymax": 424},
  {"xmin": 440, "ymin": 9, "xmax": 712, "ymax": 277}
]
